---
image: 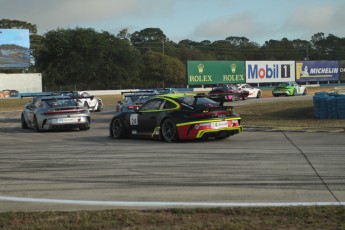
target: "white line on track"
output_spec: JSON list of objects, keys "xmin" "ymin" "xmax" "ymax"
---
[{"xmin": 0, "ymin": 196, "xmax": 343, "ymax": 207}]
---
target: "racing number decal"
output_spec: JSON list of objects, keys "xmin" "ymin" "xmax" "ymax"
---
[
  {"xmin": 130, "ymin": 114, "xmax": 138, "ymax": 125},
  {"xmin": 281, "ymin": 64, "xmax": 291, "ymax": 78}
]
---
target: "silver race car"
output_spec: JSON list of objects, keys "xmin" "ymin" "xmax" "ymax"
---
[{"xmin": 21, "ymin": 95, "xmax": 91, "ymax": 131}]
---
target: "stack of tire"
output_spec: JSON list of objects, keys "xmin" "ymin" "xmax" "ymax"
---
[{"xmin": 313, "ymin": 92, "xmax": 345, "ymax": 119}]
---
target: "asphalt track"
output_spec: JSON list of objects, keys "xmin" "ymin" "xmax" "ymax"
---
[{"xmin": 0, "ymin": 96, "xmax": 344, "ymax": 211}]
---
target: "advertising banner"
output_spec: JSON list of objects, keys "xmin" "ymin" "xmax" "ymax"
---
[
  {"xmin": 0, "ymin": 29, "xmax": 30, "ymax": 69},
  {"xmin": 187, "ymin": 61, "xmax": 245, "ymax": 85},
  {"xmin": 246, "ymin": 61, "xmax": 295, "ymax": 83},
  {"xmin": 295, "ymin": 61, "xmax": 339, "ymax": 82},
  {"xmin": 338, "ymin": 61, "xmax": 345, "ymax": 81}
]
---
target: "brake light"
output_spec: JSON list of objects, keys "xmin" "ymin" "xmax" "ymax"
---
[
  {"xmin": 43, "ymin": 109, "xmax": 87, "ymax": 115},
  {"xmin": 127, "ymin": 105, "xmax": 134, "ymax": 109}
]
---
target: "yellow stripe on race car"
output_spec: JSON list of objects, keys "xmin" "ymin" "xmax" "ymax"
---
[
  {"xmin": 196, "ymin": 126, "xmax": 243, "ymax": 138},
  {"xmin": 152, "ymin": 127, "xmax": 160, "ymax": 137},
  {"xmin": 176, "ymin": 117, "xmax": 241, "ymax": 127}
]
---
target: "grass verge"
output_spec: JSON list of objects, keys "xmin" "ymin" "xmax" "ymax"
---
[
  {"xmin": 1, "ymin": 206, "xmax": 344, "ymax": 230},
  {"xmin": 236, "ymin": 99, "xmax": 345, "ymax": 129}
]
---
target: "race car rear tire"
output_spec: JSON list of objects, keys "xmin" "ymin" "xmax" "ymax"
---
[
  {"xmin": 33, "ymin": 116, "xmax": 40, "ymax": 132},
  {"xmin": 303, "ymin": 88, "xmax": 308, "ymax": 95},
  {"xmin": 161, "ymin": 118, "xmax": 179, "ymax": 142},
  {"xmin": 96, "ymin": 101, "xmax": 103, "ymax": 112},
  {"xmin": 80, "ymin": 122, "xmax": 90, "ymax": 131},
  {"xmin": 111, "ymin": 118, "xmax": 126, "ymax": 139},
  {"xmin": 21, "ymin": 114, "xmax": 28, "ymax": 129},
  {"xmin": 257, "ymin": 91, "xmax": 262, "ymax": 98}
]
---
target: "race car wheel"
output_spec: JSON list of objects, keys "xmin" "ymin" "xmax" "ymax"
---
[
  {"xmin": 161, "ymin": 118, "xmax": 179, "ymax": 142},
  {"xmin": 303, "ymin": 88, "xmax": 308, "ymax": 95},
  {"xmin": 21, "ymin": 114, "xmax": 28, "ymax": 129},
  {"xmin": 80, "ymin": 122, "xmax": 90, "ymax": 131},
  {"xmin": 257, "ymin": 91, "xmax": 262, "ymax": 98},
  {"xmin": 96, "ymin": 101, "xmax": 103, "ymax": 112},
  {"xmin": 111, "ymin": 118, "xmax": 126, "ymax": 139},
  {"xmin": 33, "ymin": 116, "xmax": 40, "ymax": 132}
]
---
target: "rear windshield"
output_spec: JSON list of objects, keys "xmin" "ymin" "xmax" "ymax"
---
[{"xmin": 47, "ymin": 99, "xmax": 78, "ymax": 107}]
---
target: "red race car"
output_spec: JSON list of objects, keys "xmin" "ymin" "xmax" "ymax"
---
[{"xmin": 208, "ymin": 84, "xmax": 249, "ymax": 102}]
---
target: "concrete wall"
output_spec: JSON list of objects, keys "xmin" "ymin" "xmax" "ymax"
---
[{"xmin": 0, "ymin": 73, "xmax": 42, "ymax": 93}]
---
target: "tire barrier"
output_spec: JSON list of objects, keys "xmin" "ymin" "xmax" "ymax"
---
[{"xmin": 313, "ymin": 92, "xmax": 345, "ymax": 119}]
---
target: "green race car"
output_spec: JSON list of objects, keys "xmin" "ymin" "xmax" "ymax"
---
[{"xmin": 272, "ymin": 82, "xmax": 308, "ymax": 97}]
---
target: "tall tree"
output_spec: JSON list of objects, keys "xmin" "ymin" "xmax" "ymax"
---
[
  {"xmin": 310, "ymin": 33, "xmax": 345, "ymax": 60},
  {"xmin": 36, "ymin": 28, "xmax": 141, "ymax": 90},
  {"xmin": 141, "ymin": 51, "xmax": 186, "ymax": 88},
  {"xmin": 0, "ymin": 18, "xmax": 37, "ymax": 34},
  {"xmin": 131, "ymin": 28, "xmax": 166, "ymax": 54}
]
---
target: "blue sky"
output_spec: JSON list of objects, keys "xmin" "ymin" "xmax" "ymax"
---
[{"xmin": 1, "ymin": 0, "xmax": 345, "ymax": 45}]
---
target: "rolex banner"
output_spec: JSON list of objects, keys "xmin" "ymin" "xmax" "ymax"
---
[{"xmin": 187, "ymin": 61, "xmax": 245, "ymax": 85}]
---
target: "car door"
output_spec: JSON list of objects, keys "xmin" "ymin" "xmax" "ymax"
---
[{"xmin": 133, "ymin": 98, "xmax": 165, "ymax": 136}]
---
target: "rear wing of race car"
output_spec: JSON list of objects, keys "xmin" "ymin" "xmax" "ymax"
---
[
  {"xmin": 20, "ymin": 92, "xmax": 57, "ymax": 98},
  {"xmin": 39, "ymin": 95, "xmax": 94, "ymax": 101},
  {"xmin": 52, "ymin": 91, "xmax": 79, "ymax": 97},
  {"xmin": 21, "ymin": 92, "xmax": 94, "ymax": 100},
  {"xmin": 121, "ymin": 90, "xmax": 157, "ymax": 95}
]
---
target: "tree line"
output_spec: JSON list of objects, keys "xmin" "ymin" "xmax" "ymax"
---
[{"xmin": 1, "ymin": 19, "xmax": 345, "ymax": 90}]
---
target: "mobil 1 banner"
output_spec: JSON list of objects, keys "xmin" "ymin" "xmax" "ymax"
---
[
  {"xmin": 296, "ymin": 61, "xmax": 339, "ymax": 82},
  {"xmin": 246, "ymin": 61, "xmax": 295, "ymax": 83},
  {"xmin": 339, "ymin": 61, "xmax": 345, "ymax": 81},
  {"xmin": 187, "ymin": 61, "xmax": 245, "ymax": 85}
]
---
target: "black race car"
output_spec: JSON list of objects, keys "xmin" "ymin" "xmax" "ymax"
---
[{"xmin": 109, "ymin": 93, "xmax": 242, "ymax": 142}]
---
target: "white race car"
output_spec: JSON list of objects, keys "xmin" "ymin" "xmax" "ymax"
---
[
  {"xmin": 237, "ymin": 84, "xmax": 262, "ymax": 98},
  {"xmin": 77, "ymin": 91, "xmax": 103, "ymax": 112}
]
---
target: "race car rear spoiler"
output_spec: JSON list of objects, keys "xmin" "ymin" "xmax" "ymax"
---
[
  {"xmin": 121, "ymin": 90, "xmax": 158, "ymax": 96},
  {"xmin": 21, "ymin": 92, "xmax": 94, "ymax": 100},
  {"xmin": 20, "ymin": 92, "xmax": 57, "ymax": 98}
]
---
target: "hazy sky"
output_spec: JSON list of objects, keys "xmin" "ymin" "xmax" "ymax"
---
[{"xmin": 1, "ymin": 0, "xmax": 345, "ymax": 45}]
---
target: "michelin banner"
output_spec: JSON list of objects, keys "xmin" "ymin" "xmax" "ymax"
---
[
  {"xmin": 339, "ymin": 61, "xmax": 345, "ymax": 81},
  {"xmin": 187, "ymin": 61, "xmax": 245, "ymax": 85},
  {"xmin": 246, "ymin": 61, "xmax": 295, "ymax": 83},
  {"xmin": 296, "ymin": 61, "xmax": 339, "ymax": 82}
]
